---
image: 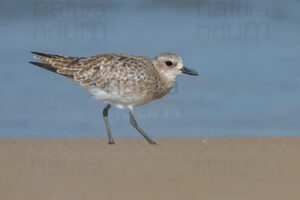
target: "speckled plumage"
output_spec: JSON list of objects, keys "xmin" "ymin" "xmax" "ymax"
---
[
  {"xmin": 31, "ymin": 52, "xmax": 180, "ymax": 108},
  {"xmin": 29, "ymin": 51, "xmax": 198, "ymax": 144}
]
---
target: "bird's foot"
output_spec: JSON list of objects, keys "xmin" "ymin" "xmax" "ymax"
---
[
  {"xmin": 108, "ymin": 140, "xmax": 115, "ymax": 145},
  {"xmin": 148, "ymin": 140, "xmax": 157, "ymax": 145}
]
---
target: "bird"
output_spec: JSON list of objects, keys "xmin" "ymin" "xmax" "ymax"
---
[{"xmin": 29, "ymin": 51, "xmax": 198, "ymax": 144}]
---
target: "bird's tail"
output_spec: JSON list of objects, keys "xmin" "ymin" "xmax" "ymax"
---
[
  {"xmin": 29, "ymin": 51, "xmax": 83, "ymax": 78},
  {"xmin": 29, "ymin": 61, "xmax": 58, "ymax": 74}
]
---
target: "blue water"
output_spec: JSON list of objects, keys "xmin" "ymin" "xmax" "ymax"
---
[{"xmin": 1, "ymin": 0, "xmax": 300, "ymax": 137}]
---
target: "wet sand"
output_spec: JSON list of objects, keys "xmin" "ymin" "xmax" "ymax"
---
[{"xmin": 0, "ymin": 138, "xmax": 300, "ymax": 200}]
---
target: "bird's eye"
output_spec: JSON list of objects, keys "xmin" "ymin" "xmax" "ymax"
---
[{"xmin": 165, "ymin": 61, "xmax": 173, "ymax": 66}]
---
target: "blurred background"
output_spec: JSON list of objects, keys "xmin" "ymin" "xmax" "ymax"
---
[{"xmin": 0, "ymin": 0, "xmax": 299, "ymax": 137}]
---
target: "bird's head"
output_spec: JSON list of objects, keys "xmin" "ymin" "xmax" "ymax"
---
[{"xmin": 153, "ymin": 53, "xmax": 198, "ymax": 83}]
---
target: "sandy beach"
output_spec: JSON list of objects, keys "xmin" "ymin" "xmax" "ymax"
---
[{"xmin": 0, "ymin": 138, "xmax": 300, "ymax": 200}]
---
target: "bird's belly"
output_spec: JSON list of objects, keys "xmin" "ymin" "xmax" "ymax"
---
[{"xmin": 86, "ymin": 86, "xmax": 152, "ymax": 107}]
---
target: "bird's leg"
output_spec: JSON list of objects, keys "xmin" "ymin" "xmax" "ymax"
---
[
  {"xmin": 102, "ymin": 104, "xmax": 114, "ymax": 144},
  {"xmin": 129, "ymin": 110, "xmax": 156, "ymax": 144}
]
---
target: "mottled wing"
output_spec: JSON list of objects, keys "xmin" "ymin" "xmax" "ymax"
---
[
  {"xmin": 31, "ymin": 52, "xmax": 157, "ymax": 92},
  {"xmin": 73, "ymin": 54, "xmax": 157, "ymax": 90}
]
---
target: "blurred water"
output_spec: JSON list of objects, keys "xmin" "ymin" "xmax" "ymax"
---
[{"xmin": 0, "ymin": 0, "xmax": 300, "ymax": 137}]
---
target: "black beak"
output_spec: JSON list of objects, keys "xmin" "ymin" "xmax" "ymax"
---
[{"xmin": 181, "ymin": 66, "xmax": 199, "ymax": 76}]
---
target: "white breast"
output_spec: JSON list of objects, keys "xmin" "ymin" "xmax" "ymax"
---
[{"xmin": 85, "ymin": 86, "xmax": 149, "ymax": 109}]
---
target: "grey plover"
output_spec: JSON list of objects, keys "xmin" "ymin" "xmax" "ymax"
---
[{"xmin": 29, "ymin": 52, "xmax": 198, "ymax": 144}]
